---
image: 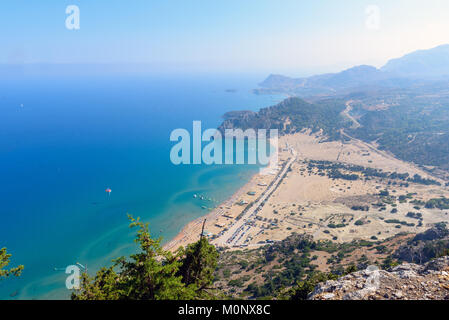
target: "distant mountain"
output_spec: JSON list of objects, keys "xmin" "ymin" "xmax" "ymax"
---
[
  {"xmin": 381, "ymin": 44, "xmax": 449, "ymax": 78},
  {"xmin": 320, "ymin": 65, "xmax": 387, "ymax": 88},
  {"xmin": 257, "ymin": 65, "xmax": 397, "ymax": 96},
  {"xmin": 257, "ymin": 44, "xmax": 449, "ymax": 97}
]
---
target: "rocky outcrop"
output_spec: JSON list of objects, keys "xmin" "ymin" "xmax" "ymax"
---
[
  {"xmin": 393, "ymin": 224, "xmax": 449, "ymax": 264},
  {"xmin": 309, "ymin": 256, "xmax": 449, "ymax": 300}
]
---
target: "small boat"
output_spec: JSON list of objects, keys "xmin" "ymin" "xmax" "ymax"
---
[
  {"xmin": 105, "ymin": 188, "xmax": 112, "ymax": 195},
  {"xmin": 193, "ymin": 194, "xmax": 197, "ymax": 198},
  {"xmin": 76, "ymin": 262, "xmax": 86, "ymax": 270}
]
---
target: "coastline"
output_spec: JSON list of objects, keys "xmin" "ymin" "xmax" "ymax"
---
[
  {"xmin": 163, "ymin": 138, "xmax": 286, "ymax": 252},
  {"xmin": 163, "ymin": 170, "xmax": 261, "ymax": 251}
]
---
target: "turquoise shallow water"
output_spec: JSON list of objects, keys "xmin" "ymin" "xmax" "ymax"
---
[{"xmin": 0, "ymin": 73, "xmax": 282, "ymax": 299}]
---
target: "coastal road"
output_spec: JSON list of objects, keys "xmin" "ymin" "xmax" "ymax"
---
[{"xmin": 214, "ymin": 148, "xmax": 297, "ymax": 247}]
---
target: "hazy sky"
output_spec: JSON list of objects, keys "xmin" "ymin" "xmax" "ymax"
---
[{"xmin": 1, "ymin": 0, "xmax": 449, "ymax": 75}]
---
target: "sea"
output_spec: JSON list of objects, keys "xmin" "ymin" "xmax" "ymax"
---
[{"xmin": 0, "ymin": 72, "xmax": 283, "ymax": 299}]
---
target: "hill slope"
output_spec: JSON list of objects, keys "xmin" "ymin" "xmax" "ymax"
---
[
  {"xmin": 219, "ymin": 97, "xmax": 348, "ymax": 140},
  {"xmin": 381, "ymin": 44, "xmax": 449, "ymax": 78}
]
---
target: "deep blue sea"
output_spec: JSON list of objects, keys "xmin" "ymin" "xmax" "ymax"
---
[{"xmin": 0, "ymin": 73, "xmax": 282, "ymax": 299}]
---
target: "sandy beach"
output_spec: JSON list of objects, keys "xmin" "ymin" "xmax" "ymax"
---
[{"xmin": 164, "ymin": 130, "xmax": 449, "ymax": 252}]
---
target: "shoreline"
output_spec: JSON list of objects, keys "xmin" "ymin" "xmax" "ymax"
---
[
  {"xmin": 163, "ymin": 138, "xmax": 286, "ymax": 252},
  {"xmin": 163, "ymin": 167, "xmax": 262, "ymax": 251}
]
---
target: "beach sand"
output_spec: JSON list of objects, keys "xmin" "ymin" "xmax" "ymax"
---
[{"xmin": 164, "ymin": 130, "xmax": 449, "ymax": 252}]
